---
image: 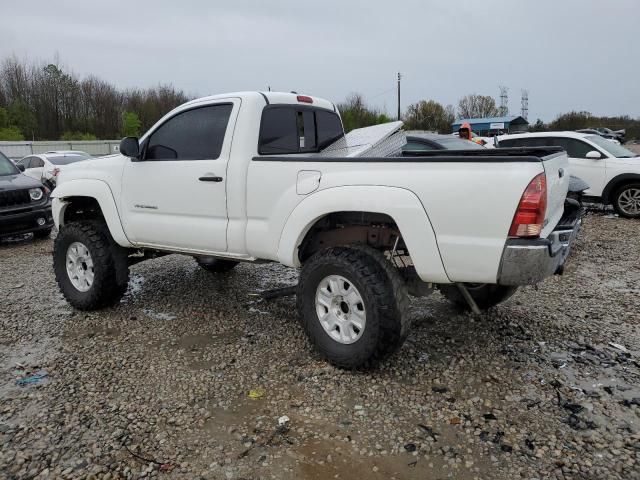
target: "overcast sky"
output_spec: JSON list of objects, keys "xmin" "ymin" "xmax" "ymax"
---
[{"xmin": 1, "ymin": 0, "xmax": 638, "ymax": 121}]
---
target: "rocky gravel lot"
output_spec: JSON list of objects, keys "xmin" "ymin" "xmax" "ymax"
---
[{"xmin": 1, "ymin": 212, "xmax": 640, "ymax": 480}]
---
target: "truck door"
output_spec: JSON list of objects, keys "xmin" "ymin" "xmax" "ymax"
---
[{"xmin": 120, "ymin": 100, "xmax": 239, "ymax": 253}]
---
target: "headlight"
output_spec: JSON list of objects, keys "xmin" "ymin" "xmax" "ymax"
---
[{"xmin": 29, "ymin": 188, "xmax": 43, "ymax": 201}]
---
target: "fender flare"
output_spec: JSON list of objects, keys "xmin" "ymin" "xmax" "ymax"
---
[
  {"xmin": 276, "ymin": 185, "xmax": 450, "ymax": 283},
  {"xmin": 51, "ymin": 179, "xmax": 132, "ymax": 247},
  {"xmin": 602, "ymin": 173, "xmax": 640, "ymax": 204}
]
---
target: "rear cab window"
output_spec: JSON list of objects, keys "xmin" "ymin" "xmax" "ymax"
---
[{"xmin": 258, "ymin": 106, "xmax": 343, "ymax": 155}]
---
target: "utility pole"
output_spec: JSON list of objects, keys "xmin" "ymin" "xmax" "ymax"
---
[{"xmin": 397, "ymin": 72, "xmax": 402, "ymax": 121}]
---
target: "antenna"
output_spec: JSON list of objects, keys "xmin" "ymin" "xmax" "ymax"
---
[
  {"xmin": 499, "ymin": 86, "xmax": 509, "ymax": 116},
  {"xmin": 521, "ymin": 89, "xmax": 529, "ymax": 120},
  {"xmin": 397, "ymin": 72, "xmax": 402, "ymax": 121}
]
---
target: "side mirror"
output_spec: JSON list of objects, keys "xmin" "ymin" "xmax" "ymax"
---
[
  {"xmin": 586, "ymin": 150, "xmax": 602, "ymax": 159},
  {"xmin": 120, "ymin": 137, "xmax": 140, "ymax": 159},
  {"xmin": 17, "ymin": 164, "xmax": 25, "ymax": 172}
]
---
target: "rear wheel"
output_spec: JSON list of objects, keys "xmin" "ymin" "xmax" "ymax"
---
[
  {"xmin": 53, "ymin": 222, "xmax": 129, "ymax": 310},
  {"xmin": 612, "ymin": 183, "xmax": 640, "ymax": 219},
  {"xmin": 438, "ymin": 283, "xmax": 517, "ymax": 311},
  {"xmin": 194, "ymin": 257, "xmax": 239, "ymax": 273},
  {"xmin": 297, "ymin": 246, "xmax": 409, "ymax": 369}
]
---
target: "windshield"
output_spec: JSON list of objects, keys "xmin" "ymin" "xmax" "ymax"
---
[
  {"xmin": 586, "ymin": 135, "xmax": 637, "ymax": 158},
  {"xmin": 435, "ymin": 137, "xmax": 486, "ymax": 150},
  {"xmin": 0, "ymin": 151, "xmax": 19, "ymax": 176},
  {"xmin": 48, "ymin": 154, "xmax": 91, "ymax": 165}
]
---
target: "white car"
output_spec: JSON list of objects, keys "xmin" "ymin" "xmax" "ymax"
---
[
  {"xmin": 50, "ymin": 91, "xmax": 579, "ymax": 368},
  {"xmin": 498, "ymin": 132, "xmax": 640, "ymax": 218},
  {"xmin": 16, "ymin": 151, "xmax": 91, "ymax": 188}
]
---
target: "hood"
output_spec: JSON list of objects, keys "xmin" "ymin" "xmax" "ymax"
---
[{"xmin": 0, "ymin": 172, "xmax": 44, "ymax": 192}]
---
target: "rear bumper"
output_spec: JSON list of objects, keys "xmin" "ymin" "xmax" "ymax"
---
[
  {"xmin": 497, "ymin": 199, "xmax": 582, "ymax": 286},
  {"xmin": 0, "ymin": 200, "xmax": 54, "ymax": 237}
]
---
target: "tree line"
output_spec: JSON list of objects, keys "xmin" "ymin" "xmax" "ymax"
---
[
  {"xmin": 0, "ymin": 56, "xmax": 188, "ymax": 141},
  {"xmin": 0, "ymin": 55, "xmax": 637, "ymax": 141}
]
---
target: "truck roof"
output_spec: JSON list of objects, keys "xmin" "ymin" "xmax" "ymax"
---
[{"xmin": 182, "ymin": 91, "xmax": 337, "ymax": 112}]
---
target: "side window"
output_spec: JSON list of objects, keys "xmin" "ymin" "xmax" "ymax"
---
[
  {"xmin": 258, "ymin": 107, "xmax": 344, "ymax": 154},
  {"xmin": 316, "ymin": 110, "xmax": 343, "ymax": 149},
  {"xmin": 259, "ymin": 108, "xmax": 299, "ymax": 154},
  {"xmin": 402, "ymin": 141, "xmax": 436, "ymax": 152},
  {"xmin": 500, "ymin": 137, "xmax": 550, "ymax": 148},
  {"xmin": 499, "ymin": 138, "xmax": 534, "ymax": 147},
  {"xmin": 299, "ymin": 110, "xmax": 317, "ymax": 151},
  {"xmin": 17, "ymin": 157, "xmax": 30, "ymax": 168},
  {"xmin": 549, "ymin": 138, "xmax": 592, "ymax": 158},
  {"xmin": 144, "ymin": 104, "xmax": 233, "ymax": 161},
  {"xmin": 31, "ymin": 157, "xmax": 44, "ymax": 168}
]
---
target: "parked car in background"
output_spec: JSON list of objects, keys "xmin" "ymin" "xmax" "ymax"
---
[
  {"xmin": 0, "ymin": 149, "xmax": 53, "ymax": 239},
  {"xmin": 402, "ymin": 133, "xmax": 486, "ymax": 152},
  {"xmin": 16, "ymin": 151, "xmax": 91, "ymax": 189},
  {"xmin": 576, "ymin": 129, "xmax": 621, "ymax": 144},
  {"xmin": 595, "ymin": 127, "xmax": 626, "ymax": 143},
  {"xmin": 498, "ymin": 132, "xmax": 640, "ymax": 218}
]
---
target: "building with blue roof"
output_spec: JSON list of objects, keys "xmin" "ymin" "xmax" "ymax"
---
[{"xmin": 452, "ymin": 116, "xmax": 529, "ymax": 136}]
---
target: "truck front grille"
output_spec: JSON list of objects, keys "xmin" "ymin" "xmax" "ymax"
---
[{"xmin": 0, "ymin": 189, "xmax": 31, "ymax": 209}]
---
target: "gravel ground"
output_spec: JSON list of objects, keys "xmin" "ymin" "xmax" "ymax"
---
[{"xmin": 1, "ymin": 213, "xmax": 639, "ymax": 480}]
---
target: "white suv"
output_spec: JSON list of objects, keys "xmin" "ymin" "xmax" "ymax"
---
[
  {"xmin": 16, "ymin": 151, "xmax": 91, "ymax": 188},
  {"xmin": 498, "ymin": 132, "xmax": 640, "ymax": 218}
]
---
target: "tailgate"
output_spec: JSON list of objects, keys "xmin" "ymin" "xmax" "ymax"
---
[{"xmin": 541, "ymin": 151, "xmax": 570, "ymax": 237}]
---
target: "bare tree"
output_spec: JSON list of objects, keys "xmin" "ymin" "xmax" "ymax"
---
[
  {"xmin": 0, "ymin": 55, "xmax": 191, "ymax": 140},
  {"xmin": 457, "ymin": 94, "xmax": 500, "ymax": 119}
]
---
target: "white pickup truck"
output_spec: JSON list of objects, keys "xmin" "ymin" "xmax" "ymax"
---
[{"xmin": 51, "ymin": 91, "xmax": 581, "ymax": 368}]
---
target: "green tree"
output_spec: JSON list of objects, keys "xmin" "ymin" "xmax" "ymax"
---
[
  {"xmin": 404, "ymin": 100, "xmax": 455, "ymax": 133},
  {"xmin": 337, "ymin": 93, "xmax": 392, "ymax": 132},
  {"xmin": 0, "ymin": 107, "xmax": 8, "ymax": 128},
  {"xmin": 529, "ymin": 118, "xmax": 546, "ymax": 132},
  {"xmin": 60, "ymin": 131, "xmax": 98, "ymax": 141},
  {"xmin": 122, "ymin": 111, "xmax": 142, "ymax": 137},
  {"xmin": 7, "ymin": 102, "xmax": 37, "ymax": 140},
  {"xmin": 0, "ymin": 126, "xmax": 24, "ymax": 140},
  {"xmin": 547, "ymin": 111, "xmax": 592, "ymax": 131}
]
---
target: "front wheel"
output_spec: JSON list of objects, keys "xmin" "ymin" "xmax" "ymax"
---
[
  {"xmin": 612, "ymin": 183, "xmax": 640, "ymax": 219},
  {"xmin": 438, "ymin": 283, "xmax": 518, "ymax": 311},
  {"xmin": 53, "ymin": 222, "xmax": 129, "ymax": 310},
  {"xmin": 297, "ymin": 246, "xmax": 410, "ymax": 369}
]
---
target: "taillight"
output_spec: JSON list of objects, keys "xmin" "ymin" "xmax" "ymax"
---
[
  {"xmin": 509, "ymin": 173, "xmax": 547, "ymax": 238},
  {"xmin": 297, "ymin": 95, "xmax": 313, "ymax": 104}
]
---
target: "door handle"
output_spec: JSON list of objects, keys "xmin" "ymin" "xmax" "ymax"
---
[
  {"xmin": 558, "ymin": 168, "xmax": 565, "ymax": 178},
  {"xmin": 199, "ymin": 176, "xmax": 223, "ymax": 182}
]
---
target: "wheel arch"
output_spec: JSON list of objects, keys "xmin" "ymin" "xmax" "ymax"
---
[
  {"xmin": 602, "ymin": 174, "xmax": 640, "ymax": 204},
  {"xmin": 276, "ymin": 185, "xmax": 450, "ymax": 283},
  {"xmin": 51, "ymin": 179, "xmax": 132, "ymax": 247}
]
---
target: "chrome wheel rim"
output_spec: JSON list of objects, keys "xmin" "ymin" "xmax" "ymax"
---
[
  {"xmin": 66, "ymin": 242, "xmax": 94, "ymax": 292},
  {"xmin": 315, "ymin": 275, "xmax": 366, "ymax": 344},
  {"xmin": 618, "ymin": 188, "xmax": 640, "ymax": 216}
]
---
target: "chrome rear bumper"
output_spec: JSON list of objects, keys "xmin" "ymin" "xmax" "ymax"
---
[{"xmin": 497, "ymin": 200, "xmax": 582, "ymax": 286}]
